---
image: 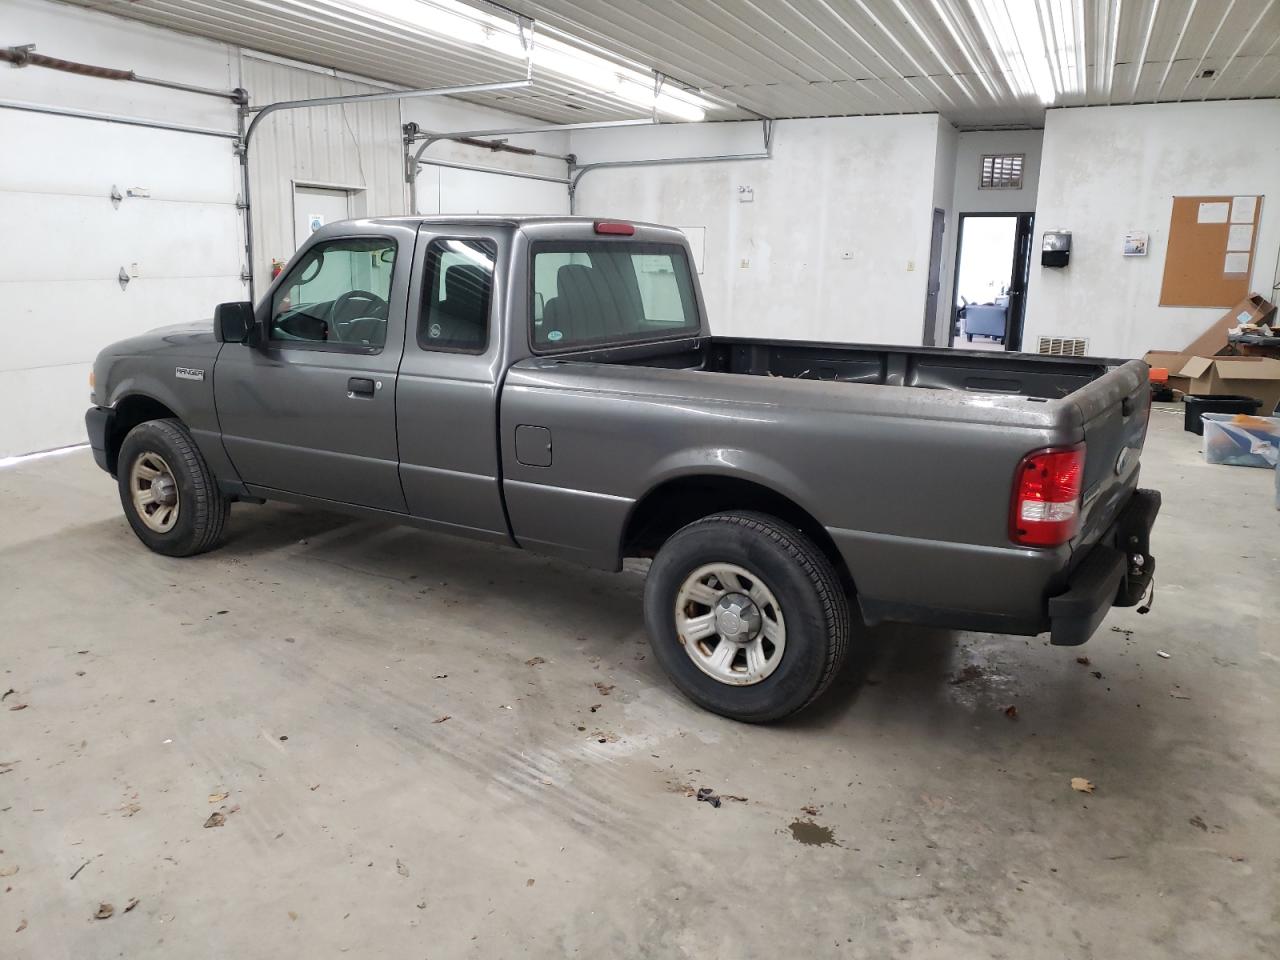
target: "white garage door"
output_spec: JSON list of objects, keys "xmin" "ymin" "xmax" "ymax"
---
[{"xmin": 0, "ymin": 109, "xmax": 245, "ymax": 458}]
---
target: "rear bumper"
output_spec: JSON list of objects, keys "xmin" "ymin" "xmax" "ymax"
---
[
  {"xmin": 85, "ymin": 406, "xmax": 114, "ymax": 475},
  {"xmin": 1048, "ymin": 488, "xmax": 1160, "ymax": 645}
]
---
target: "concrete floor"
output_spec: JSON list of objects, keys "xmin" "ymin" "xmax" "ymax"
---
[{"xmin": 1, "ymin": 406, "xmax": 1277, "ymax": 959}]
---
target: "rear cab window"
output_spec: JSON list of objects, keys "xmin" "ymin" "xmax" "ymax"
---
[{"xmin": 530, "ymin": 241, "xmax": 699, "ymax": 352}]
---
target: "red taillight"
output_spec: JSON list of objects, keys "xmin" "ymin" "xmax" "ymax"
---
[
  {"xmin": 593, "ymin": 220, "xmax": 635, "ymax": 236},
  {"xmin": 1010, "ymin": 445, "xmax": 1085, "ymax": 547}
]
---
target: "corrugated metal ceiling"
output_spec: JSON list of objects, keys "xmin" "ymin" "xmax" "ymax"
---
[{"xmin": 58, "ymin": 0, "xmax": 1280, "ymax": 127}]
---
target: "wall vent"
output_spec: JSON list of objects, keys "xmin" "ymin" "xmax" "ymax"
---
[
  {"xmin": 980, "ymin": 153, "xmax": 1025, "ymax": 189},
  {"xmin": 1037, "ymin": 336, "xmax": 1089, "ymax": 357}
]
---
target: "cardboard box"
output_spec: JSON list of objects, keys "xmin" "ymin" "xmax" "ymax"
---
[
  {"xmin": 1142, "ymin": 350, "xmax": 1193, "ymax": 393},
  {"xmin": 1157, "ymin": 293, "xmax": 1274, "ymax": 360},
  {"xmin": 1178, "ymin": 356, "xmax": 1280, "ymax": 413}
]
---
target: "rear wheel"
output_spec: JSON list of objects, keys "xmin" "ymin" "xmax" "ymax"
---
[
  {"xmin": 117, "ymin": 419, "xmax": 229, "ymax": 557},
  {"xmin": 644, "ymin": 511, "xmax": 850, "ymax": 722}
]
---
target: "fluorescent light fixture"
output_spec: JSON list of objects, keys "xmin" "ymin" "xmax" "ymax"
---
[
  {"xmin": 967, "ymin": 0, "xmax": 1058, "ymax": 103},
  {"xmin": 338, "ymin": 0, "xmax": 710, "ymax": 121}
]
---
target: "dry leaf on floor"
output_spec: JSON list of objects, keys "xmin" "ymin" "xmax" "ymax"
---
[
  {"xmin": 124, "ymin": 898, "xmax": 139, "ymax": 913},
  {"xmin": 208, "ymin": 792, "xmax": 229, "ymax": 804},
  {"xmin": 94, "ymin": 903, "xmax": 114, "ymax": 920},
  {"xmin": 695, "ymin": 788, "xmax": 721, "ymax": 808},
  {"xmin": 15, "ymin": 919, "xmax": 26, "ymax": 933},
  {"xmin": 594, "ymin": 682, "xmax": 615, "ymax": 696},
  {"xmin": 432, "ymin": 715, "xmax": 451, "ymax": 724},
  {"xmin": 1070, "ymin": 777, "xmax": 1095, "ymax": 794},
  {"xmin": 801, "ymin": 804, "xmax": 820, "ymax": 816},
  {"xmin": 1004, "ymin": 705, "xmax": 1019, "ymax": 719},
  {"xmin": 396, "ymin": 859, "xmax": 409, "ymax": 878},
  {"xmin": 120, "ymin": 802, "xmax": 142, "ymax": 817},
  {"xmin": 525, "ymin": 656, "xmax": 546, "ymax": 667},
  {"xmin": 526, "ymin": 878, "xmax": 535, "ymax": 887},
  {"xmin": 0, "ymin": 866, "xmax": 18, "ymax": 877},
  {"xmin": 203, "ymin": 811, "xmax": 226, "ymax": 828},
  {"xmin": 8, "ymin": 704, "xmax": 28, "ymax": 711},
  {"xmin": 1075, "ymin": 656, "xmax": 1091, "ymax": 666},
  {"xmin": 0, "ymin": 689, "xmax": 13, "ymax": 701}
]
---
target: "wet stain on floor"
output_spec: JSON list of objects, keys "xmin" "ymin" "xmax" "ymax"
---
[{"xmin": 788, "ymin": 819, "xmax": 840, "ymax": 847}]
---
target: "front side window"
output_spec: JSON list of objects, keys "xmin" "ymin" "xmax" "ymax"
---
[
  {"xmin": 271, "ymin": 237, "xmax": 396, "ymax": 348},
  {"xmin": 531, "ymin": 241, "xmax": 699, "ymax": 351},
  {"xmin": 418, "ymin": 239, "xmax": 496, "ymax": 353}
]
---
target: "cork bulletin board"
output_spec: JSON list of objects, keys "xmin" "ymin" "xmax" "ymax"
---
[{"xmin": 1159, "ymin": 194, "xmax": 1262, "ymax": 307}]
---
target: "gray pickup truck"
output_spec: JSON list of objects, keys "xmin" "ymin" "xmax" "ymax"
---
[{"xmin": 86, "ymin": 216, "xmax": 1159, "ymax": 721}]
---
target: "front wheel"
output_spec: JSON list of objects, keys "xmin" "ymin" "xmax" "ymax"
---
[
  {"xmin": 117, "ymin": 419, "xmax": 229, "ymax": 557},
  {"xmin": 643, "ymin": 512, "xmax": 851, "ymax": 722}
]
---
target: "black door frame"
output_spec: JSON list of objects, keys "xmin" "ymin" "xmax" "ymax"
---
[{"xmin": 948, "ymin": 211, "xmax": 1035, "ymax": 350}]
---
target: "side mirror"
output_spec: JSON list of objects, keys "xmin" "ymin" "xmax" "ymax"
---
[{"xmin": 214, "ymin": 301, "xmax": 254, "ymax": 344}]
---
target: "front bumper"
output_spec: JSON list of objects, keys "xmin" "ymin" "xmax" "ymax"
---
[
  {"xmin": 1048, "ymin": 488, "xmax": 1160, "ymax": 645},
  {"xmin": 85, "ymin": 406, "xmax": 115, "ymax": 475}
]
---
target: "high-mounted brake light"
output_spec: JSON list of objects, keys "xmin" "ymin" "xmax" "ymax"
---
[
  {"xmin": 1010, "ymin": 445, "xmax": 1085, "ymax": 547},
  {"xmin": 593, "ymin": 220, "xmax": 635, "ymax": 236}
]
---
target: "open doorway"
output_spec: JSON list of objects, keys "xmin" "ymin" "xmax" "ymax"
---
[{"xmin": 949, "ymin": 213, "xmax": 1034, "ymax": 351}]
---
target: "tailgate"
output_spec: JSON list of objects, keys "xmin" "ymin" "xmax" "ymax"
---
[{"xmin": 1073, "ymin": 359, "xmax": 1151, "ymax": 550}]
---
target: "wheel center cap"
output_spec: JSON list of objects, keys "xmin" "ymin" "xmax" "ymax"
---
[
  {"xmin": 715, "ymin": 593, "xmax": 760, "ymax": 641},
  {"xmin": 152, "ymin": 475, "xmax": 177, "ymax": 506}
]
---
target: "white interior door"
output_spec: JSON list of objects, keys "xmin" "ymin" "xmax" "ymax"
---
[{"xmin": 293, "ymin": 186, "xmax": 351, "ymax": 251}]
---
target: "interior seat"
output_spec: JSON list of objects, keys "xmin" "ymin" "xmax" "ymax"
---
[
  {"xmin": 542, "ymin": 262, "xmax": 643, "ymax": 344},
  {"xmin": 427, "ymin": 264, "xmax": 489, "ymax": 348}
]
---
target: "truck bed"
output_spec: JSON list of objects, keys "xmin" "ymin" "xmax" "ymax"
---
[
  {"xmin": 577, "ymin": 336, "xmax": 1115, "ymax": 401},
  {"xmin": 501, "ymin": 335, "xmax": 1150, "ymax": 634}
]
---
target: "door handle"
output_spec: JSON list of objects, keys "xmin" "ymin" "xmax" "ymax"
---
[{"xmin": 347, "ymin": 377, "xmax": 376, "ymax": 397}]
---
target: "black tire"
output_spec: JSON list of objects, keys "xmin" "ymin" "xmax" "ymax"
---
[
  {"xmin": 116, "ymin": 418, "xmax": 229, "ymax": 557},
  {"xmin": 643, "ymin": 511, "xmax": 851, "ymax": 723}
]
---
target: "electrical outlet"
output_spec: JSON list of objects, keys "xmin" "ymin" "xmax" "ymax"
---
[
  {"xmin": 840, "ymin": 252, "xmax": 854, "ymax": 261},
  {"xmin": 906, "ymin": 260, "xmax": 916, "ymax": 272},
  {"xmin": 738, "ymin": 186, "xmax": 754, "ymax": 203},
  {"xmin": 739, "ymin": 258, "xmax": 750, "ymax": 269}
]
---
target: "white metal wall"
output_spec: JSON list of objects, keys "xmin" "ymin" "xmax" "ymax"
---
[
  {"xmin": 569, "ymin": 116, "xmax": 945, "ymax": 345},
  {"xmin": 241, "ymin": 55, "xmax": 409, "ymax": 291}
]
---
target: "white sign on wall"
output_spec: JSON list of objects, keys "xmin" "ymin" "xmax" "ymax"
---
[
  {"xmin": 1123, "ymin": 231, "xmax": 1148, "ymax": 256},
  {"xmin": 679, "ymin": 226, "xmax": 706, "ymax": 274}
]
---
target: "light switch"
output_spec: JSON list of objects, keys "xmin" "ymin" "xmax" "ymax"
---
[{"xmin": 906, "ymin": 260, "xmax": 916, "ymax": 272}]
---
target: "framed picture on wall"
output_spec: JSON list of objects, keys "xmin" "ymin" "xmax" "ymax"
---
[{"xmin": 1123, "ymin": 231, "xmax": 1148, "ymax": 256}]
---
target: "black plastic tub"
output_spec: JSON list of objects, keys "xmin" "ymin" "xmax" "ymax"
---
[{"xmin": 1184, "ymin": 394, "xmax": 1262, "ymax": 435}]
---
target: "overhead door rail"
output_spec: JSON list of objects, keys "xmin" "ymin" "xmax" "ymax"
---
[{"xmin": 403, "ymin": 116, "xmax": 775, "ymax": 215}]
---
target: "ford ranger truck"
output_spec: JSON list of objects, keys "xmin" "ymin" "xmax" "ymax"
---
[{"xmin": 86, "ymin": 216, "xmax": 1159, "ymax": 722}]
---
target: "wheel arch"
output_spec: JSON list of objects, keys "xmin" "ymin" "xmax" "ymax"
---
[
  {"xmin": 105, "ymin": 394, "xmax": 179, "ymax": 475},
  {"xmin": 620, "ymin": 474, "xmax": 855, "ymax": 594}
]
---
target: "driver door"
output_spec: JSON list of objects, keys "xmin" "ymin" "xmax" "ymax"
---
[{"xmin": 215, "ymin": 229, "xmax": 411, "ymax": 512}]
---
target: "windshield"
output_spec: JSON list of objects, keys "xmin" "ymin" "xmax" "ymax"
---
[{"xmin": 531, "ymin": 241, "xmax": 700, "ymax": 351}]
